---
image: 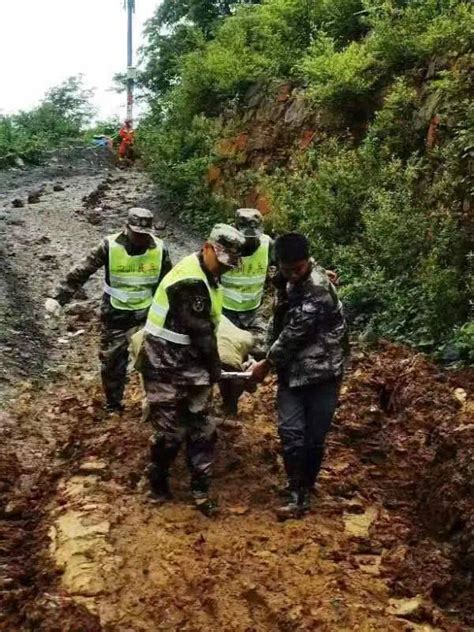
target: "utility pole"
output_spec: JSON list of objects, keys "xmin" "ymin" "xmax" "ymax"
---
[{"xmin": 124, "ymin": 0, "xmax": 135, "ymax": 123}]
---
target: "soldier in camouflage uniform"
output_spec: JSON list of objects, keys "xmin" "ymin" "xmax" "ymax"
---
[
  {"xmin": 251, "ymin": 233, "xmax": 348, "ymax": 520},
  {"xmin": 49, "ymin": 208, "xmax": 172, "ymax": 412},
  {"xmin": 222, "ymin": 208, "xmax": 273, "ymax": 351},
  {"xmin": 139, "ymin": 224, "xmax": 246, "ymax": 516},
  {"xmin": 219, "ymin": 208, "xmax": 274, "ymax": 414}
]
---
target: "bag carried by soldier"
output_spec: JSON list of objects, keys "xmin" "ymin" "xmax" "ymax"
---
[
  {"xmin": 131, "ymin": 315, "xmax": 253, "ymax": 371},
  {"xmin": 217, "ymin": 315, "xmax": 254, "ymax": 370}
]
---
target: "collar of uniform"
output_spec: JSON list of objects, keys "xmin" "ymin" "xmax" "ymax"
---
[{"xmin": 198, "ymin": 250, "xmax": 219, "ymax": 288}]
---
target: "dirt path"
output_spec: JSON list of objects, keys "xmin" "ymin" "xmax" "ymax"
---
[
  {"xmin": 0, "ymin": 155, "xmax": 472, "ymax": 631},
  {"xmin": 0, "ymin": 150, "xmax": 200, "ymax": 398}
]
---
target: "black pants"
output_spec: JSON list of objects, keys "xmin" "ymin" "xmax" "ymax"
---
[{"xmin": 277, "ymin": 378, "xmax": 340, "ymax": 490}]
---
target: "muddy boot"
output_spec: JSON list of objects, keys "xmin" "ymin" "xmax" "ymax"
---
[
  {"xmin": 299, "ymin": 488, "xmax": 311, "ymax": 514},
  {"xmin": 275, "ymin": 489, "xmax": 303, "ymax": 521},
  {"xmin": 149, "ymin": 439, "xmax": 180, "ymax": 501},
  {"xmin": 148, "ymin": 446, "xmax": 177, "ymax": 505},
  {"xmin": 194, "ymin": 496, "xmax": 219, "ymax": 517},
  {"xmin": 103, "ymin": 401, "xmax": 124, "ymax": 414},
  {"xmin": 191, "ymin": 475, "xmax": 218, "ymax": 517},
  {"xmin": 149, "ymin": 477, "xmax": 173, "ymax": 504},
  {"xmin": 279, "ymin": 452, "xmax": 305, "ymax": 507}
]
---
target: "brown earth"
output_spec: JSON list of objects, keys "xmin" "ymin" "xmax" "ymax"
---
[{"xmin": 0, "ymin": 155, "xmax": 473, "ymax": 631}]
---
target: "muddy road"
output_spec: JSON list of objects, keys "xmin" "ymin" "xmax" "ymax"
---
[
  {"xmin": 0, "ymin": 153, "xmax": 473, "ymax": 631},
  {"xmin": 0, "ymin": 149, "xmax": 199, "ymax": 398}
]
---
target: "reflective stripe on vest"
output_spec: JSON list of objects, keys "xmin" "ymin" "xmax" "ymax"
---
[
  {"xmin": 145, "ymin": 320, "xmax": 191, "ymax": 345},
  {"xmin": 104, "ymin": 283, "xmax": 152, "ymax": 302},
  {"xmin": 144, "ymin": 253, "xmax": 223, "ymax": 345},
  {"xmin": 223, "ymin": 287, "xmax": 264, "ymax": 303},
  {"xmin": 221, "ymin": 234, "xmax": 270, "ymax": 312},
  {"xmin": 105, "ymin": 232, "xmax": 163, "ymax": 311}
]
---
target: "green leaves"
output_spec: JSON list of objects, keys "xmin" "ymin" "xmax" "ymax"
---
[
  {"xmin": 300, "ymin": 38, "xmax": 379, "ymax": 108},
  {"xmin": 0, "ymin": 75, "xmax": 95, "ymax": 167},
  {"xmin": 136, "ymin": 0, "xmax": 473, "ymax": 359}
]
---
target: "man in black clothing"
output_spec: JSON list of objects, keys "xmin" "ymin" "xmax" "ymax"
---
[{"xmin": 252, "ymin": 233, "xmax": 348, "ymax": 519}]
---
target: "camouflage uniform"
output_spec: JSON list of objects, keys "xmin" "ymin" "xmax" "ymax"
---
[
  {"xmin": 140, "ymin": 225, "xmax": 246, "ymax": 506},
  {"xmin": 54, "ymin": 228, "xmax": 172, "ymax": 408},
  {"xmin": 220, "ymin": 209, "xmax": 274, "ymax": 413},
  {"xmin": 267, "ymin": 262, "xmax": 348, "ymax": 493}
]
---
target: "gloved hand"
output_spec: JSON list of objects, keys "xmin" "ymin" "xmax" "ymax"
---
[{"xmin": 44, "ymin": 298, "xmax": 62, "ymax": 317}]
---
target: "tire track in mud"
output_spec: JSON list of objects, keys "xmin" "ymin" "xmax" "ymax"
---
[
  {"xmin": 0, "ymin": 154, "xmax": 206, "ymax": 631},
  {"xmin": 0, "ymin": 250, "xmax": 50, "ymax": 384}
]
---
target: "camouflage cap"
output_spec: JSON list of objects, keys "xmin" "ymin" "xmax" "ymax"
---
[
  {"xmin": 208, "ymin": 223, "xmax": 246, "ymax": 268},
  {"xmin": 127, "ymin": 207, "xmax": 154, "ymax": 234},
  {"xmin": 235, "ymin": 207, "xmax": 263, "ymax": 236}
]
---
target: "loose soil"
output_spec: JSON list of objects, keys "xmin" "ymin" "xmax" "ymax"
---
[{"xmin": 0, "ymin": 152, "xmax": 472, "ymax": 631}]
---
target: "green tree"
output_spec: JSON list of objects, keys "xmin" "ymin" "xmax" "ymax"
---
[
  {"xmin": 44, "ymin": 75, "xmax": 95, "ymax": 131},
  {"xmin": 136, "ymin": 0, "xmax": 474, "ymax": 357},
  {"xmin": 157, "ymin": 0, "xmax": 261, "ymax": 35},
  {"xmin": 0, "ymin": 75, "xmax": 95, "ymax": 167}
]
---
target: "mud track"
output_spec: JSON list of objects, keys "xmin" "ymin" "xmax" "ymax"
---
[{"xmin": 0, "ymin": 153, "xmax": 473, "ymax": 631}]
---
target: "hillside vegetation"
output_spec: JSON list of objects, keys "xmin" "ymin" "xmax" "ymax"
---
[
  {"xmin": 0, "ymin": 76, "xmax": 113, "ymax": 168},
  {"xmin": 137, "ymin": 0, "xmax": 473, "ymax": 359}
]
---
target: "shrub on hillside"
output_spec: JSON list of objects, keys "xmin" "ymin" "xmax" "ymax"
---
[
  {"xmin": 300, "ymin": 37, "xmax": 380, "ymax": 109},
  {"xmin": 137, "ymin": 0, "xmax": 473, "ymax": 358}
]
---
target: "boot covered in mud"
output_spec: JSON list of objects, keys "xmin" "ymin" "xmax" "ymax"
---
[
  {"xmin": 148, "ymin": 476, "xmax": 173, "ymax": 504},
  {"xmin": 148, "ymin": 438, "xmax": 180, "ymax": 503},
  {"xmin": 275, "ymin": 488, "xmax": 302, "ymax": 520},
  {"xmin": 148, "ymin": 460, "xmax": 173, "ymax": 503},
  {"xmin": 103, "ymin": 401, "xmax": 125, "ymax": 414},
  {"xmin": 299, "ymin": 488, "xmax": 311, "ymax": 514},
  {"xmin": 191, "ymin": 476, "xmax": 218, "ymax": 517},
  {"xmin": 194, "ymin": 495, "xmax": 219, "ymax": 517},
  {"xmin": 276, "ymin": 452, "xmax": 309, "ymax": 520},
  {"xmin": 275, "ymin": 487, "xmax": 311, "ymax": 520}
]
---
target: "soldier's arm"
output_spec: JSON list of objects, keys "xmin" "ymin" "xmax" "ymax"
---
[
  {"xmin": 53, "ymin": 240, "xmax": 108, "ymax": 306},
  {"xmin": 149, "ymin": 244, "xmax": 173, "ymax": 295},
  {"xmin": 159, "ymin": 245, "xmax": 173, "ymax": 283},
  {"xmin": 265, "ymin": 271, "xmax": 287, "ymax": 350},
  {"xmin": 268, "ymin": 237, "xmax": 275, "ymax": 266},
  {"xmin": 267, "ymin": 289, "xmax": 332, "ymax": 367},
  {"xmin": 167, "ymin": 279, "xmax": 220, "ymax": 373}
]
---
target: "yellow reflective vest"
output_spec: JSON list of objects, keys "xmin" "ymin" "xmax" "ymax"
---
[
  {"xmin": 221, "ymin": 234, "xmax": 270, "ymax": 312},
  {"xmin": 144, "ymin": 253, "xmax": 223, "ymax": 345},
  {"xmin": 104, "ymin": 233, "xmax": 164, "ymax": 311}
]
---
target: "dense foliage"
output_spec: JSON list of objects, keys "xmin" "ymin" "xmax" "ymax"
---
[
  {"xmin": 141, "ymin": 0, "xmax": 472, "ymax": 359},
  {"xmin": 0, "ymin": 76, "xmax": 95, "ymax": 167}
]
